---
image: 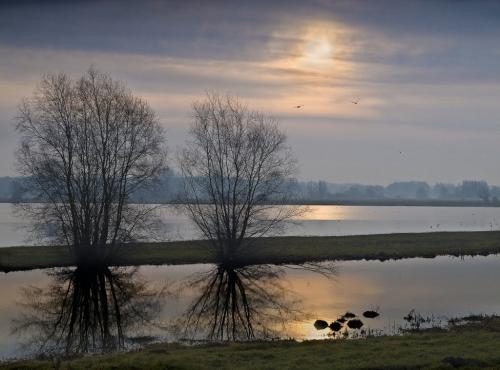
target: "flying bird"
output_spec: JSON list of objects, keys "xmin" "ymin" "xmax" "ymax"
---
[
  {"xmin": 351, "ymin": 99, "xmax": 360, "ymax": 105},
  {"xmin": 293, "ymin": 105, "xmax": 304, "ymax": 109}
]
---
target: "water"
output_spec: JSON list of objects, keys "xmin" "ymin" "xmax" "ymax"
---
[
  {"xmin": 2, "ymin": 255, "xmax": 500, "ymax": 359},
  {"xmin": 0, "ymin": 203, "xmax": 499, "ymax": 246},
  {"xmin": 2, "ymin": 203, "xmax": 500, "ymax": 359}
]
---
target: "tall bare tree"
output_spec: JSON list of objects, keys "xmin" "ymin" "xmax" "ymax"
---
[
  {"xmin": 15, "ymin": 68, "xmax": 167, "ymax": 259},
  {"xmin": 178, "ymin": 93, "xmax": 302, "ymax": 259}
]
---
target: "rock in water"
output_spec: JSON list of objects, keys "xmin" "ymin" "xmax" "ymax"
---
[
  {"xmin": 343, "ymin": 312, "xmax": 356, "ymax": 319},
  {"xmin": 347, "ymin": 319, "xmax": 364, "ymax": 329},
  {"xmin": 329, "ymin": 321, "xmax": 343, "ymax": 332},
  {"xmin": 363, "ymin": 310, "xmax": 380, "ymax": 319},
  {"xmin": 314, "ymin": 320, "xmax": 329, "ymax": 330}
]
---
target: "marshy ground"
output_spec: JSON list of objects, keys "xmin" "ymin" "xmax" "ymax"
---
[
  {"xmin": 3, "ymin": 316, "xmax": 500, "ymax": 370},
  {"xmin": 2, "ymin": 231, "xmax": 500, "ymax": 272}
]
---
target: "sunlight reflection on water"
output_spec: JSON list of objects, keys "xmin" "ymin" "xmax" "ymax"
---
[
  {"xmin": 2, "ymin": 255, "xmax": 500, "ymax": 358},
  {"xmin": 1, "ymin": 204, "xmax": 500, "ymax": 246}
]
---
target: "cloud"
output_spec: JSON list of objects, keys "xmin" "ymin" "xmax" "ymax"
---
[{"xmin": 0, "ymin": 0, "xmax": 500, "ymax": 183}]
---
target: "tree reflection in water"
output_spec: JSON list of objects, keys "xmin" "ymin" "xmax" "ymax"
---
[
  {"xmin": 12, "ymin": 264, "xmax": 166, "ymax": 356},
  {"xmin": 12, "ymin": 258, "xmax": 336, "ymax": 354},
  {"xmin": 180, "ymin": 260, "xmax": 336, "ymax": 341}
]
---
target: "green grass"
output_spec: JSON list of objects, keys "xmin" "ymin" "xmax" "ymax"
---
[
  {"xmin": 1, "ymin": 231, "xmax": 500, "ymax": 272},
  {"xmin": 3, "ymin": 317, "xmax": 500, "ymax": 369}
]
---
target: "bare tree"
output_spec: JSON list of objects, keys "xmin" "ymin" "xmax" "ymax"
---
[
  {"xmin": 15, "ymin": 68, "xmax": 167, "ymax": 259},
  {"xmin": 178, "ymin": 93, "xmax": 302, "ymax": 259}
]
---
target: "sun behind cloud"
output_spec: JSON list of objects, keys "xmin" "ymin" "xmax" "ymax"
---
[{"xmin": 300, "ymin": 35, "xmax": 333, "ymax": 69}]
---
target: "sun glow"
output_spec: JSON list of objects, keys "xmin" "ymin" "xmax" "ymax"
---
[
  {"xmin": 301, "ymin": 35, "xmax": 333, "ymax": 68},
  {"xmin": 258, "ymin": 22, "xmax": 376, "ymax": 118}
]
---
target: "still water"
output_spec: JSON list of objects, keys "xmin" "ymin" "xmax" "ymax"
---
[
  {"xmin": 0, "ymin": 203, "xmax": 500, "ymax": 246},
  {"xmin": 2, "ymin": 255, "xmax": 500, "ymax": 359}
]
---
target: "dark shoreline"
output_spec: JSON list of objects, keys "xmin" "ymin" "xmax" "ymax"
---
[{"xmin": 3, "ymin": 316, "xmax": 500, "ymax": 370}]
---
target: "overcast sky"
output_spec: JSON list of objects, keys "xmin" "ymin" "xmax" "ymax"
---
[{"xmin": 1, "ymin": 0, "xmax": 500, "ymax": 184}]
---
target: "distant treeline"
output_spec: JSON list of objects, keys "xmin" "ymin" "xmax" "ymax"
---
[
  {"xmin": 1, "ymin": 172, "xmax": 498, "ymax": 204},
  {"xmin": 294, "ymin": 180, "xmax": 497, "ymax": 203}
]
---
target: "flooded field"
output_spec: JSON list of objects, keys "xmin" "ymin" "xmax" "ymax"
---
[{"xmin": 2, "ymin": 254, "xmax": 500, "ymax": 359}]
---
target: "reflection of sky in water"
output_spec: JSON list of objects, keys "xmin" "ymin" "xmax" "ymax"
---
[
  {"xmin": 1, "ymin": 204, "xmax": 500, "ymax": 246},
  {"xmin": 285, "ymin": 255, "xmax": 500, "ymax": 340},
  {"xmin": 3, "ymin": 255, "xmax": 500, "ymax": 358}
]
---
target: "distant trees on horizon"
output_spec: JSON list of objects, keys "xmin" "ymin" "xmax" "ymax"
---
[
  {"xmin": 1, "ymin": 175, "xmax": 497, "ymax": 203},
  {"xmin": 297, "ymin": 179, "xmax": 496, "ymax": 202}
]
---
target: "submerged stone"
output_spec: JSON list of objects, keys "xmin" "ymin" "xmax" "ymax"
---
[
  {"xmin": 314, "ymin": 320, "xmax": 329, "ymax": 330},
  {"xmin": 329, "ymin": 321, "xmax": 343, "ymax": 332},
  {"xmin": 347, "ymin": 319, "xmax": 364, "ymax": 329},
  {"xmin": 363, "ymin": 310, "xmax": 380, "ymax": 319}
]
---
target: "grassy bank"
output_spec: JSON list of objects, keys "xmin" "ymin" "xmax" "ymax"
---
[
  {"xmin": 1, "ymin": 231, "xmax": 500, "ymax": 272},
  {"xmin": 3, "ymin": 316, "xmax": 500, "ymax": 369}
]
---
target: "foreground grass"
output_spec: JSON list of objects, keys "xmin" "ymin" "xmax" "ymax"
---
[
  {"xmin": 2, "ymin": 231, "xmax": 500, "ymax": 272},
  {"xmin": 3, "ymin": 317, "xmax": 500, "ymax": 370}
]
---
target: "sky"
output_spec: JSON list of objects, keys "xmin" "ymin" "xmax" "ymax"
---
[{"xmin": 1, "ymin": 0, "xmax": 500, "ymax": 185}]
